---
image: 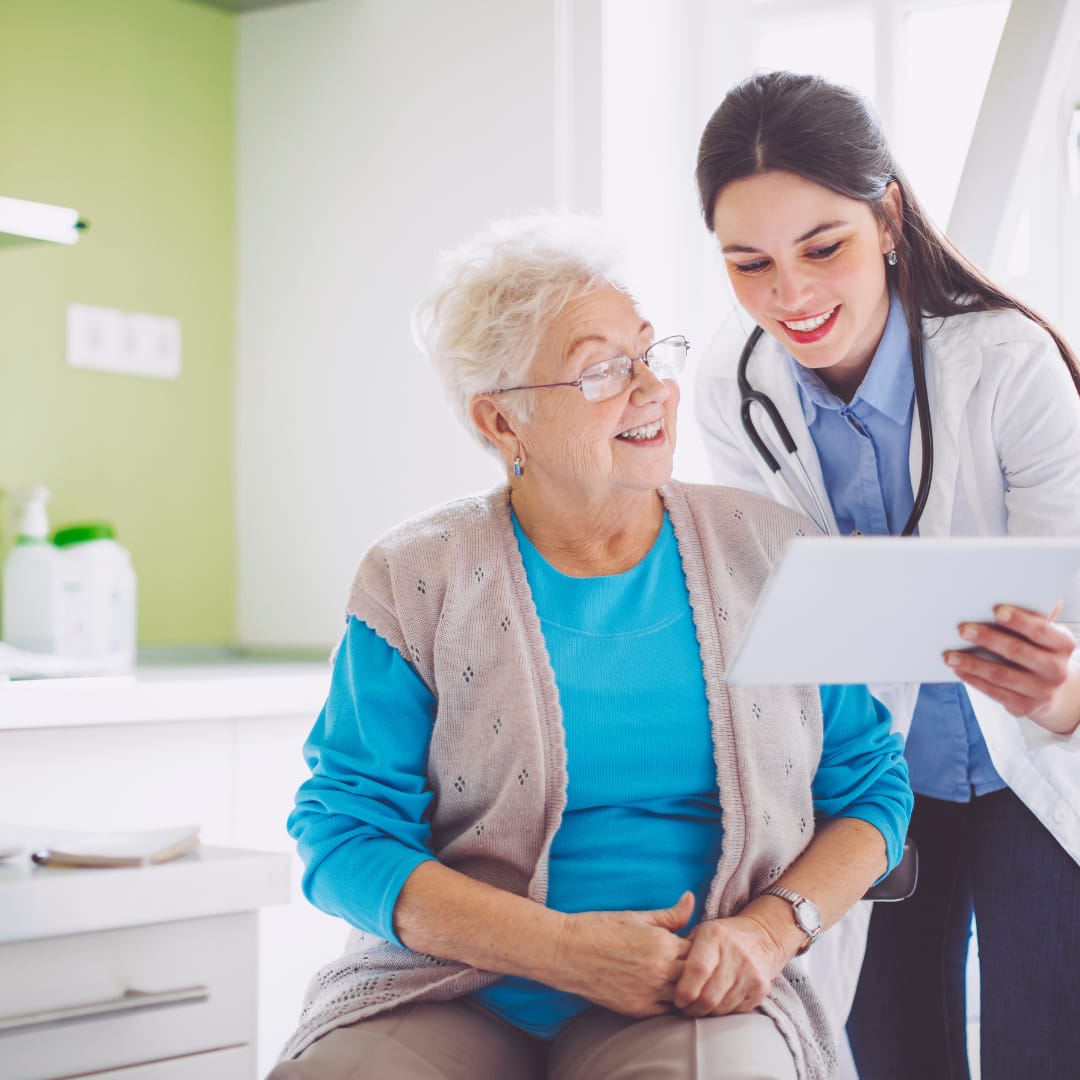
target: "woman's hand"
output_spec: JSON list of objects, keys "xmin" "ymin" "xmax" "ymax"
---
[
  {"xmin": 945, "ymin": 603, "xmax": 1079, "ymax": 735},
  {"xmin": 551, "ymin": 891, "xmax": 695, "ymax": 1017},
  {"xmin": 395, "ymin": 863, "xmax": 695, "ymax": 1015},
  {"xmin": 672, "ymin": 911, "xmax": 789, "ymax": 1018}
]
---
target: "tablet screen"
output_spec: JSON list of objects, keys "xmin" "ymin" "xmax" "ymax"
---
[{"xmin": 724, "ymin": 536, "xmax": 1080, "ymax": 686}]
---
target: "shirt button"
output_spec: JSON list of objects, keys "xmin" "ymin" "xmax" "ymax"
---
[{"xmin": 1053, "ymin": 806, "xmax": 1069, "ymax": 824}]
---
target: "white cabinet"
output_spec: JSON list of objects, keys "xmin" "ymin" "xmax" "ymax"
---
[
  {"xmin": 0, "ymin": 662, "xmax": 348, "ymax": 1078},
  {"xmin": 71, "ymin": 1046, "xmax": 254, "ymax": 1079},
  {"xmin": 0, "ymin": 832, "xmax": 289, "ymax": 1080}
]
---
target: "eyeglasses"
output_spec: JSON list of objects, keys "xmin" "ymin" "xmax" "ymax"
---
[{"xmin": 489, "ymin": 335, "xmax": 690, "ymax": 403}]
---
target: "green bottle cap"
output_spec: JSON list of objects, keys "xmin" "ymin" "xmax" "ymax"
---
[{"xmin": 52, "ymin": 522, "xmax": 117, "ymax": 547}]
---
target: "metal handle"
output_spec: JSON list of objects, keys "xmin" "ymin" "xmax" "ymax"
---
[{"xmin": 0, "ymin": 985, "xmax": 209, "ymax": 1034}]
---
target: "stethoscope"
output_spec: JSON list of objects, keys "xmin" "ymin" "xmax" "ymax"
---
[{"xmin": 737, "ymin": 324, "xmax": 935, "ymax": 537}]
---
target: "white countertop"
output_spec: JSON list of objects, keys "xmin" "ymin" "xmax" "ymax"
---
[
  {"xmin": 0, "ymin": 825, "xmax": 291, "ymax": 943},
  {"xmin": 0, "ymin": 654, "xmax": 331, "ymax": 731}
]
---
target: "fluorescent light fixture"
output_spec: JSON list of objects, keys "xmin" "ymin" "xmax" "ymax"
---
[{"xmin": 0, "ymin": 195, "xmax": 85, "ymax": 245}]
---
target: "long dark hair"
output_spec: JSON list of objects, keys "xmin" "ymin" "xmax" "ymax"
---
[{"xmin": 695, "ymin": 70, "xmax": 1080, "ymax": 393}]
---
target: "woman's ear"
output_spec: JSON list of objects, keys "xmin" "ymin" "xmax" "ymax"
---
[
  {"xmin": 881, "ymin": 181, "xmax": 904, "ymax": 252},
  {"xmin": 470, "ymin": 395, "xmax": 520, "ymax": 459}
]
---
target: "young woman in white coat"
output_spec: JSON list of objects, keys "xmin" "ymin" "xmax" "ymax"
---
[{"xmin": 693, "ymin": 71, "xmax": 1080, "ymax": 1080}]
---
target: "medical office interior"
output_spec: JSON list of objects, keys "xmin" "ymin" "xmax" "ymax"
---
[{"xmin": 1, "ymin": 0, "xmax": 1077, "ymax": 1077}]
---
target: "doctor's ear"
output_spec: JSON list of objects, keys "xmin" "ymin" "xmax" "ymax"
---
[{"xmin": 880, "ymin": 181, "xmax": 904, "ymax": 252}]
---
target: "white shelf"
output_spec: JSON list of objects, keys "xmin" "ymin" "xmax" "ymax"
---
[{"xmin": 0, "ymin": 826, "xmax": 290, "ymax": 944}]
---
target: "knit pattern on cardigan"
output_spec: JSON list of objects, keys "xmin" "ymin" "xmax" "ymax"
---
[{"xmin": 280, "ymin": 480, "xmax": 837, "ymax": 1079}]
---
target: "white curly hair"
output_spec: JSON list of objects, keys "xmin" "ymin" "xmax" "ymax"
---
[{"xmin": 412, "ymin": 212, "xmax": 631, "ymax": 452}]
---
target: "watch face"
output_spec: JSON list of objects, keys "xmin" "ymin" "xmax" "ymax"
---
[{"xmin": 796, "ymin": 899, "xmax": 822, "ymax": 935}]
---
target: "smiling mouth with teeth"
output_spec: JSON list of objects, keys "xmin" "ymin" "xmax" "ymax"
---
[
  {"xmin": 617, "ymin": 419, "xmax": 664, "ymax": 441},
  {"xmin": 781, "ymin": 307, "xmax": 837, "ymax": 332}
]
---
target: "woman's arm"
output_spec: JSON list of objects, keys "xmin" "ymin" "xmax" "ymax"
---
[
  {"xmin": 674, "ymin": 684, "xmax": 912, "ymax": 1016},
  {"xmin": 394, "ymin": 861, "xmax": 695, "ymax": 1018},
  {"xmin": 288, "ymin": 616, "xmax": 440, "ymax": 942},
  {"xmin": 297, "ymin": 617, "xmax": 698, "ymax": 1017},
  {"xmin": 953, "ymin": 335, "xmax": 1080, "ymax": 736}
]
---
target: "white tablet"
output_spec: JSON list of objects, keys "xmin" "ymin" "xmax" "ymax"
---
[{"xmin": 724, "ymin": 536, "xmax": 1080, "ymax": 686}]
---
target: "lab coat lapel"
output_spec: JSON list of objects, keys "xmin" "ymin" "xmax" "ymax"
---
[{"xmin": 911, "ymin": 317, "xmax": 982, "ymax": 537}]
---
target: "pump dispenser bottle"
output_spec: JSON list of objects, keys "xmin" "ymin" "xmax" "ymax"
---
[{"xmin": 1, "ymin": 486, "xmax": 66, "ymax": 653}]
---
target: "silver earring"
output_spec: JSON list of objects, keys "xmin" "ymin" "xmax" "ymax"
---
[
  {"xmin": 513, "ymin": 456, "xmax": 523, "ymax": 478},
  {"xmin": 886, "ymin": 249, "xmax": 898, "ymax": 266}
]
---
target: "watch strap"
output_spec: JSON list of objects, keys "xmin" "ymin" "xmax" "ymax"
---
[{"xmin": 761, "ymin": 884, "xmax": 821, "ymax": 955}]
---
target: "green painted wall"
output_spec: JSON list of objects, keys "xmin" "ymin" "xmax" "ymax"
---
[{"xmin": 0, "ymin": 0, "xmax": 236, "ymax": 645}]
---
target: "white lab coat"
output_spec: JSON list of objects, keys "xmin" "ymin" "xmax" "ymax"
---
[{"xmin": 695, "ymin": 305, "xmax": 1080, "ymax": 1031}]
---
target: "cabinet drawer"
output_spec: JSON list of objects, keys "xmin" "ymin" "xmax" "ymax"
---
[
  {"xmin": 0, "ymin": 912, "xmax": 256, "ymax": 1080},
  {"xmin": 84, "ymin": 1044, "xmax": 254, "ymax": 1078}
]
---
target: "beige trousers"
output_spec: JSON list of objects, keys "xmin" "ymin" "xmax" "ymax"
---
[{"xmin": 267, "ymin": 1000, "xmax": 799, "ymax": 1080}]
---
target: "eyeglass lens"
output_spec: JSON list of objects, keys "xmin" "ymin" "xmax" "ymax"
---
[{"xmin": 579, "ymin": 336, "xmax": 688, "ymax": 402}]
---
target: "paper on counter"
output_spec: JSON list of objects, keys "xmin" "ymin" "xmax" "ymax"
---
[{"xmin": 30, "ymin": 826, "xmax": 200, "ymax": 868}]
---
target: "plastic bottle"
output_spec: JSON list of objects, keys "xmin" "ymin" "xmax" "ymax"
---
[
  {"xmin": 1, "ymin": 486, "xmax": 67, "ymax": 653},
  {"xmin": 53, "ymin": 523, "xmax": 137, "ymax": 668}
]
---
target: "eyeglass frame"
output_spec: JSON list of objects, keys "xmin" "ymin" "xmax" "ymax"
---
[{"xmin": 487, "ymin": 334, "xmax": 690, "ymax": 402}]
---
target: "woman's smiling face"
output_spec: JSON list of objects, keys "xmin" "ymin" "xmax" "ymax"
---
[
  {"xmin": 711, "ymin": 169, "xmax": 900, "ymax": 398},
  {"xmin": 516, "ymin": 285, "xmax": 679, "ymax": 507}
]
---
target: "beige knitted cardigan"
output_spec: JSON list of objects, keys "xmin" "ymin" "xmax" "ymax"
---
[{"xmin": 280, "ymin": 480, "xmax": 836, "ymax": 1079}]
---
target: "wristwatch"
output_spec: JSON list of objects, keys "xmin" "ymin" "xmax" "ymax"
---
[{"xmin": 761, "ymin": 885, "xmax": 822, "ymax": 955}]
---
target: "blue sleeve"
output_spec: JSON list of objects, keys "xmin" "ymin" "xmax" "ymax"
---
[
  {"xmin": 287, "ymin": 615, "xmax": 438, "ymax": 944},
  {"xmin": 813, "ymin": 684, "xmax": 913, "ymax": 878}
]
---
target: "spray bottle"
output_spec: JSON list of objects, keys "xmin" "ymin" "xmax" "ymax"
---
[{"xmin": 1, "ymin": 485, "xmax": 66, "ymax": 653}]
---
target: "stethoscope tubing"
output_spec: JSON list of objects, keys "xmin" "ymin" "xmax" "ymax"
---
[{"xmin": 737, "ymin": 324, "xmax": 934, "ymax": 537}]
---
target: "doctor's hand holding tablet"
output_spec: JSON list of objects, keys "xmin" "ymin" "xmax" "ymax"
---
[
  {"xmin": 945, "ymin": 597, "xmax": 1078, "ymax": 733},
  {"xmin": 694, "ymin": 70, "xmax": 1080, "ymax": 1080}
]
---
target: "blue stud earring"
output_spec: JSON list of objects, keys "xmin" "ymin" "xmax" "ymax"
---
[
  {"xmin": 513, "ymin": 456, "xmax": 523, "ymax": 478},
  {"xmin": 886, "ymin": 249, "xmax": 898, "ymax": 266}
]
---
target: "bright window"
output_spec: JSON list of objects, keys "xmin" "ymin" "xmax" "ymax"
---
[
  {"xmin": 744, "ymin": 1, "xmax": 1010, "ymax": 228},
  {"xmin": 897, "ymin": 2, "xmax": 1011, "ymax": 226}
]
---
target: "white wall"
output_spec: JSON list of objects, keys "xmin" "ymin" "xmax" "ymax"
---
[
  {"xmin": 600, "ymin": 0, "xmax": 716, "ymax": 484},
  {"xmin": 237, "ymin": 0, "xmax": 602, "ymax": 647},
  {"xmin": 237, "ymin": 0, "xmax": 1080, "ymax": 651}
]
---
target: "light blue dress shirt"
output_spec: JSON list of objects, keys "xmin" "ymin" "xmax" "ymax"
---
[{"xmin": 789, "ymin": 292, "xmax": 1005, "ymax": 801}]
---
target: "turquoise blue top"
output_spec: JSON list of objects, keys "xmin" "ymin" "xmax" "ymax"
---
[
  {"xmin": 289, "ymin": 512, "xmax": 912, "ymax": 1039},
  {"xmin": 790, "ymin": 292, "xmax": 1005, "ymax": 802}
]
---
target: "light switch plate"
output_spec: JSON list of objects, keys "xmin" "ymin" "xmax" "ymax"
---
[
  {"xmin": 67, "ymin": 303, "xmax": 182, "ymax": 380},
  {"xmin": 126, "ymin": 313, "xmax": 182, "ymax": 379},
  {"xmin": 67, "ymin": 303, "xmax": 125, "ymax": 373}
]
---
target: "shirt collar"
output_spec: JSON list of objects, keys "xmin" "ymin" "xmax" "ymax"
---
[{"xmin": 789, "ymin": 292, "xmax": 914, "ymax": 424}]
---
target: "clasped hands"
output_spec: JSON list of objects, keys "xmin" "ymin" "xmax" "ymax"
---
[
  {"xmin": 552, "ymin": 891, "xmax": 792, "ymax": 1021},
  {"xmin": 944, "ymin": 603, "xmax": 1079, "ymax": 735}
]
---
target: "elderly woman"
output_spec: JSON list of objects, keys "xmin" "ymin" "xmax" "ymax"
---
[{"xmin": 269, "ymin": 215, "xmax": 912, "ymax": 1080}]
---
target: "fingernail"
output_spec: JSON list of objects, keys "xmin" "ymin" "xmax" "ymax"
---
[
  {"xmin": 944, "ymin": 652, "xmax": 960, "ymax": 667},
  {"xmin": 960, "ymin": 625, "xmax": 977, "ymax": 641},
  {"xmin": 996, "ymin": 605, "xmax": 1013, "ymax": 623}
]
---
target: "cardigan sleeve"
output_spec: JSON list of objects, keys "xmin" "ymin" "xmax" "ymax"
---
[
  {"xmin": 813, "ymin": 683, "xmax": 913, "ymax": 875},
  {"xmin": 288, "ymin": 615, "xmax": 438, "ymax": 945}
]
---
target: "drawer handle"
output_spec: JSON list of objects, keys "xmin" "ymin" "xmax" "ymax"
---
[{"xmin": 0, "ymin": 985, "xmax": 209, "ymax": 1034}]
